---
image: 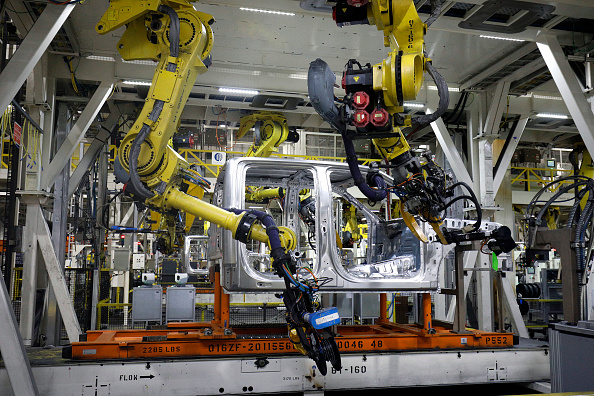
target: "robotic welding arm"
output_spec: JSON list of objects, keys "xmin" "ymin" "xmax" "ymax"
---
[
  {"xmin": 97, "ymin": 0, "xmax": 341, "ymax": 374},
  {"xmin": 237, "ymin": 112, "xmax": 299, "ymax": 158},
  {"xmin": 308, "ymin": 0, "xmax": 512, "ymax": 248}
]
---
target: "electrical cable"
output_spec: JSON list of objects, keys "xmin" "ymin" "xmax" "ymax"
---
[
  {"xmin": 342, "ymin": 133, "xmax": 387, "ymax": 202},
  {"xmin": 444, "ymin": 91, "xmax": 467, "ymax": 125},
  {"xmin": 158, "ymin": 5, "xmax": 180, "ymax": 58},
  {"xmin": 215, "ymin": 109, "xmax": 239, "ymax": 150},
  {"xmin": 445, "ymin": 181, "xmax": 482, "ymax": 231},
  {"xmin": 424, "ymin": 0, "xmax": 442, "ymax": 27},
  {"xmin": 412, "ymin": 60, "xmax": 450, "ymax": 127}
]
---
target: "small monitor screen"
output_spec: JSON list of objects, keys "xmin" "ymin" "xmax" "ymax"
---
[
  {"xmin": 547, "ymin": 159, "xmax": 556, "ymax": 168},
  {"xmin": 527, "ymin": 267, "xmax": 535, "ymax": 274}
]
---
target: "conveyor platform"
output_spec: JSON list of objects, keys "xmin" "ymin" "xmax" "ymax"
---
[{"xmin": 0, "ymin": 339, "xmax": 550, "ymax": 396}]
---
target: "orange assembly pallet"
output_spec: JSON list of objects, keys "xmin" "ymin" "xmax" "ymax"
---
[
  {"xmin": 65, "ymin": 321, "xmax": 516, "ymax": 361},
  {"xmin": 66, "ymin": 275, "xmax": 515, "ymax": 361}
]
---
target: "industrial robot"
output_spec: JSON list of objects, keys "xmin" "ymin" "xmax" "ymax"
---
[
  {"xmin": 96, "ymin": 0, "xmax": 515, "ymax": 375},
  {"xmin": 237, "ymin": 111, "xmax": 299, "ymax": 158},
  {"xmin": 97, "ymin": 0, "xmax": 340, "ymax": 375},
  {"xmin": 308, "ymin": 0, "xmax": 515, "ymax": 251}
]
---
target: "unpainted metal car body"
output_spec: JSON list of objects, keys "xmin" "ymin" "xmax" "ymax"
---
[{"xmin": 208, "ymin": 157, "xmax": 501, "ymax": 293}]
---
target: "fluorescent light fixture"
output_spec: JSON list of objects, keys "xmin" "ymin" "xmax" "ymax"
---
[
  {"xmin": 428, "ymin": 85, "xmax": 460, "ymax": 92},
  {"xmin": 219, "ymin": 87, "xmax": 259, "ymax": 96},
  {"xmin": 289, "ymin": 73, "xmax": 308, "ymax": 80},
  {"xmin": 86, "ymin": 55, "xmax": 115, "ymax": 62},
  {"xmin": 535, "ymin": 113, "xmax": 569, "ymax": 119},
  {"xmin": 210, "ymin": 67, "xmax": 261, "ymax": 76},
  {"xmin": 404, "ymin": 102, "xmax": 425, "ymax": 108},
  {"xmin": 219, "ymin": 124, "xmax": 226, "ymax": 127},
  {"xmin": 122, "ymin": 80, "xmax": 152, "ymax": 86},
  {"xmin": 240, "ymin": 7, "xmax": 295, "ymax": 16},
  {"xmin": 532, "ymin": 94, "xmax": 563, "ymax": 101},
  {"xmin": 480, "ymin": 34, "xmax": 525, "ymax": 42},
  {"xmin": 121, "ymin": 59, "xmax": 158, "ymax": 66}
]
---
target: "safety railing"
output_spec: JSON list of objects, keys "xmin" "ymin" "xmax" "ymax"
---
[
  {"xmin": 1, "ymin": 105, "xmax": 44, "ymax": 176},
  {"xmin": 105, "ymin": 146, "xmax": 380, "ymax": 178},
  {"xmin": 10, "ymin": 267, "xmax": 23, "ymax": 323},
  {"xmin": 11, "ymin": 266, "xmax": 22, "ymax": 300},
  {"xmin": 510, "ymin": 166, "xmax": 573, "ymax": 192},
  {"xmin": 1, "ymin": 107, "xmax": 12, "ymax": 169},
  {"xmin": 96, "ymin": 300, "xmax": 287, "ymax": 330},
  {"xmin": 96, "ymin": 300, "xmax": 134, "ymax": 330}
]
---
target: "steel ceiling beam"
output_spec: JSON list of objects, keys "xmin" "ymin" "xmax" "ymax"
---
[
  {"xmin": 543, "ymin": 15, "xmax": 568, "ymax": 29},
  {"xmin": 502, "ymin": 58, "xmax": 546, "ymax": 84},
  {"xmin": 537, "ymin": 33, "xmax": 594, "ymax": 157},
  {"xmin": 42, "ymin": 81, "xmax": 114, "ymax": 190},
  {"xmin": 4, "ymin": 0, "xmax": 35, "ymax": 37},
  {"xmin": 460, "ymin": 43, "xmax": 537, "ymax": 91},
  {"xmin": 0, "ymin": 4, "xmax": 75, "ymax": 115},
  {"xmin": 444, "ymin": 0, "xmax": 594, "ymax": 20}
]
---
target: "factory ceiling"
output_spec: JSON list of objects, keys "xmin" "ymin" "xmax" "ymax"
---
[{"xmin": 5, "ymin": 0, "xmax": 594, "ymax": 149}]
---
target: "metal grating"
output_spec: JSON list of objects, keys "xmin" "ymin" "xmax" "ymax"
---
[
  {"xmin": 510, "ymin": 71, "xmax": 552, "ymax": 95},
  {"xmin": 472, "ymin": 50, "xmax": 543, "ymax": 90}
]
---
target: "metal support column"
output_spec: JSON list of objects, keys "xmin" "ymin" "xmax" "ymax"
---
[
  {"xmin": 483, "ymin": 81, "xmax": 511, "ymax": 137},
  {"xmin": 476, "ymin": 82, "xmax": 510, "ymax": 208},
  {"xmin": 445, "ymin": 250, "xmax": 478, "ymax": 323},
  {"xmin": 45, "ymin": 102, "xmax": 70, "ymax": 346},
  {"xmin": 453, "ymin": 245, "xmax": 471, "ymax": 334},
  {"xmin": 467, "ymin": 93, "xmax": 486, "ymax": 193},
  {"xmin": 478, "ymin": 138, "xmax": 495, "ymax": 208},
  {"xmin": 476, "ymin": 254, "xmax": 494, "ymax": 332},
  {"xmin": 19, "ymin": 203, "xmax": 42, "ymax": 346},
  {"xmin": 41, "ymin": 78, "xmax": 56, "ymax": 175},
  {"xmin": 536, "ymin": 33, "xmax": 594, "ymax": 156},
  {"xmin": 90, "ymin": 143, "xmax": 109, "ymax": 330},
  {"xmin": 0, "ymin": 4, "xmax": 75, "ymax": 115},
  {"xmin": 445, "ymin": 244, "xmax": 476, "ymax": 334},
  {"xmin": 0, "ymin": 267, "xmax": 39, "ymax": 396}
]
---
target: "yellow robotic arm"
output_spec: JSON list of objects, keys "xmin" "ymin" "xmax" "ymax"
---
[
  {"xmin": 246, "ymin": 187, "xmax": 285, "ymax": 203},
  {"xmin": 237, "ymin": 112, "xmax": 294, "ymax": 158},
  {"xmin": 309, "ymin": 0, "xmax": 474, "ymax": 245},
  {"xmin": 341, "ymin": 203, "xmax": 360, "ymax": 248},
  {"xmin": 98, "ymin": 0, "xmax": 214, "ymax": 199},
  {"xmin": 368, "ymin": 0, "xmax": 426, "ymax": 115},
  {"xmin": 98, "ymin": 1, "xmax": 341, "ymax": 374}
]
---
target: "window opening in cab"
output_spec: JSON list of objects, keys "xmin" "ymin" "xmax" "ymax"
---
[
  {"xmin": 330, "ymin": 170, "xmax": 421, "ymax": 280},
  {"xmin": 242, "ymin": 167, "xmax": 317, "ymax": 277}
]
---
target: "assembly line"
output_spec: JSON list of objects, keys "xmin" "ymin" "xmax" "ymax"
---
[{"xmin": 0, "ymin": 0, "xmax": 593, "ymax": 395}]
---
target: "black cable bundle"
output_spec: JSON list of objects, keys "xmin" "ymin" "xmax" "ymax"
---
[{"xmin": 527, "ymin": 175, "xmax": 594, "ymax": 289}]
